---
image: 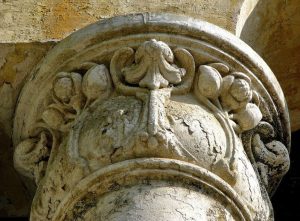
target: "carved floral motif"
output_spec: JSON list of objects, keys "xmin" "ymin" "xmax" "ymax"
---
[
  {"xmin": 194, "ymin": 62, "xmax": 289, "ymax": 190},
  {"xmin": 14, "ymin": 39, "xmax": 289, "ymax": 195},
  {"xmin": 14, "ymin": 64, "xmax": 112, "ymax": 183},
  {"xmin": 43, "ymin": 64, "xmax": 112, "ymax": 132},
  {"xmin": 11, "ymin": 14, "xmax": 291, "ymax": 221},
  {"xmin": 110, "ymin": 39, "xmax": 195, "ymax": 95},
  {"xmin": 197, "ymin": 63, "xmax": 262, "ymax": 134}
]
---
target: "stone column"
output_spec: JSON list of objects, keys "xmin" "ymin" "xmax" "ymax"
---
[{"xmin": 12, "ymin": 13, "xmax": 290, "ymax": 220}]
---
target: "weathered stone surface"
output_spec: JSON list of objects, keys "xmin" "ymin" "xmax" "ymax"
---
[
  {"xmin": 0, "ymin": 1, "xmax": 260, "ymax": 217},
  {"xmin": 0, "ymin": 42, "xmax": 54, "ymax": 217},
  {"xmin": 0, "ymin": 0, "xmax": 258, "ymax": 43},
  {"xmin": 0, "ymin": 43, "xmax": 55, "ymax": 133},
  {"xmin": 11, "ymin": 14, "xmax": 290, "ymax": 220},
  {"xmin": 241, "ymin": 0, "xmax": 300, "ymax": 131}
]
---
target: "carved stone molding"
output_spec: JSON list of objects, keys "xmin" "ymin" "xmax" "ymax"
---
[{"xmin": 12, "ymin": 13, "xmax": 290, "ymax": 220}]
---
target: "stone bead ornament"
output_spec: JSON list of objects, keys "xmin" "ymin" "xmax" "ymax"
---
[{"xmin": 12, "ymin": 14, "xmax": 290, "ymax": 220}]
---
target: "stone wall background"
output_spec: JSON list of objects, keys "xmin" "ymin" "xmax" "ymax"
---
[
  {"xmin": 0, "ymin": 42, "xmax": 54, "ymax": 217},
  {"xmin": 0, "ymin": 0, "xmax": 258, "ymax": 42},
  {"xmin": 241, "ymin": 0, "xmax": 300, "ymax": 132},
  {"xmin": 0, "ymin": 0, "xmax": 300, "ymax": 219}
]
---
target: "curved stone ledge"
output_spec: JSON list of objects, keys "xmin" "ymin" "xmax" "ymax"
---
[{"xmin": 50, "ymin": 158, "xmax": 252, "ymax": 221}]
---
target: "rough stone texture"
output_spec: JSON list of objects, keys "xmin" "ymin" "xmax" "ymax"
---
[
  {"xmin": 0, "ymin": 43, "xmax": 55, "ymax": 132},
  {"xmin": 0, "ymin": 42, "xmax": 55, "ymax": 217},
  {"xmin": 0, "ymin": 0, "xmax": 258, "ymax": 43},
  {"xmin": 241, "ymin": 0, "xmax": 300, "ymax": 131},
  {"xmin": 11, "ymin": 14, "xmax": 289, "ymax": 220}
]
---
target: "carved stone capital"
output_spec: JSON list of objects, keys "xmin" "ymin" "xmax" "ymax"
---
[{"xmin": 13, "ymin": 13, "xmax": 290, "ymax": 220}]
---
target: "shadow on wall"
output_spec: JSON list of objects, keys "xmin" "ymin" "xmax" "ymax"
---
[
  {"xmin": 241, "ymin": 1, "xmax": 300, "ymax": 219},
  {"xmin": 240, "ymin": 0, "xmax": 300, "ymax": 132},
  {"xmin": 272, "ymin": 129, "xmax": 300, "ymax": 220},
  {"xmin": 0, "ymin": 127, "xmax": 31, "ymax": 218}
]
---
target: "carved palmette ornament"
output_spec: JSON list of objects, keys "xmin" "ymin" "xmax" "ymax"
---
[
  {"xmin": 12, "ymin": 14, "xmax": 290, "ymax": 221},
  {"xmin": 121, "ymin": 39, "xmax": 186, "ymax": 89},
  {"xmin": 110, "ymin": 39, "xmax": 195, "ymax": 95}
]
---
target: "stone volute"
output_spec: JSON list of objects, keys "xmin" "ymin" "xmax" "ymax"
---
[{"xmin": 12, "ymin": 13, "xmax": 290, "ymax": 220}]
